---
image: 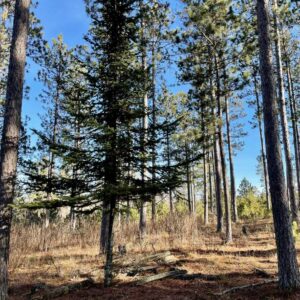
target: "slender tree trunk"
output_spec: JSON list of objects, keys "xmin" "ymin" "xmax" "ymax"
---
[
  {"xmin": 185, "ymin": 142, "xmax": 192, "ymax": 214},
  {"xmin": 102, "ymin": 114, "xmax": 118, "ymax": 286},
  {"xmin": 0, "ymin": 1, "xmax": 30, "ymax": 298},
  {"xmin": 256, "ymin": 0, "xmax": 300, "ymax": 290},
  {"xmin": 213, "ymin": 136, "xmax": 223, "ymax": 232},
  {"xmin": 215, "ymin": 57, "xmax": 232, "ymax": 243},
  {"xmin": 224, "ymin": 96, "xmax": 238, "ymax": 222},
  {"xmin": 126, "ymin": 197, "xmax": 130, "ymax": 224},
  {"xmin": 192, "ymin": 166, "xmax": 197, "ymax": 214},
  {"xmin": 166, "ymin": 127, "xmax": 173, "ymax": 213},
  {"xmin": 104, "ymin": 200, "xmax": 115, "ymax": 287},
  {"xmin": 44, "ymin": 88, "xmax": 60, "ymax": 230},
  {"xmin": 70, "ymin": 106, "xmax": 81, "ymax": 231},
  {"xmin": 139, "ymin": 200, "xmax": 147, "ymax": 238},
  {"xmin": 253, "ymin": 72, "xmax": 271, "ymax": 209},
  {"xmin": 139, "ymin": 3, "xmax": 148, "ymax": 237},
  {"xmin": 139, "ymin": 85, "xmax": 148, "ymax": 235},
  {"xmin": 208, "ymin": 152, "xmax": 214, "ymax": 214},
  {"xmin": 288, "ymin": 69, "xmax": 300, "ymax": 198},
  {"xmin": 283, "ymin": 55, "xmax": 300, "ymax": 201},
  {"xmin": 203, "ymin": 151, "xmax": 208, "ymax": 225},
  {"xmin": 100, "ymin": 201, "xmax": 109, "ymax": 253},
  {"xmin": 210, "ymin": 76, "xmax": 223, "ymax": 232},
  {"xmin": 201, "ymin": 104, "xmax": 208, "ymax": 224},
  {"xmin": 273, "ymin": 0, "xmax": 298, "ymax": 222},
  {"xmin": 151, "ymin": 46, "xmax": 157, "ymax": 222}
]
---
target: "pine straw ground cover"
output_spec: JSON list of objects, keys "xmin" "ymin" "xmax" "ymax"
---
[{"xmin": 8, "ymin": 217, "xmax": 300, "ymax": 299}]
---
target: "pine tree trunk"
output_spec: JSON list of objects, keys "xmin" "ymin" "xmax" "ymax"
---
[
  {"xmin": 284, "ymin": 60, "xmax": 300, "ymax": 201},
  {"xmin": 100, "ymin": 201, "xmax": 109, "ymax": 253},
  {"xmin": 104, "ymin": 201, "xmax": 115, "ymax": 287},
  {"xmin": 126, "ymin": 197, "xmax": 130, "ymax": 224},
  {"xmin": 213, "ymin": 132, "xmax": 223, "ymax": 232},
  {"xmin": 273, "ymin": 0, "xmax": 298, "ymax": 222},
  {"xmin": 70, "ymin": 104, "xmax": 81, "ymax": 231},
  {"xmin": 211, "ymin": 84, "xmax": 223, "ymax": 232},
  {"xmin": 166, "ymin": 127, "xmax": 173, "ymax": 213},
  {"xmin": 225, "ymin": 96, "xmax": 238, "ymax": 222},
  {"xmin": 215, "ymin": 57, "xmax": 232, "ymax": 243},
  {"xmin": 139, "ymin": 201, "xmax": 147, "ymax": 238},
  {"xmin": 44, "ymin": 88, "xmax": 60, "ymax": 230},
  {"xmin": 253, "ymin": 72, "xmax": 271, "ymax": 209},
  {"xmin": 203, "ymin": 151, "xmax": 208, "ymax": 225},
  {"xmin": 151, "ymin": 46, "xmax": 157, "ymax": 222},
  {"xmin": 191, "ymin": 167, "xmax": 196, "ymax": 214},
  {"xmin": 256, "ymin": 0, "xmax": 300, "ymax": 290},
  {"xmin": 208, "ymin": 153, "xmax": 214, "ymax": 214},
  {"xmin": 139, "ymin": 3, "xmax": 148, "ymax": 237},
  {"xmin": 185, "ymin": 143, "xmax": 192, "ymax": 214},
  {"xmin": 0, "ymin": 1, "xmax": 30, "ymax": 298}
]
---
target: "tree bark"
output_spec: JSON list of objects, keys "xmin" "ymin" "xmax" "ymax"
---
[
  {"xmin": 201, "ymin": 104, "xmax": 208, "ymax": 225},
  {"xmin": 208, "ymin": 152, "xmax": 214, "ymax": 214},
  {"xmin": 256, "ymin": 0, "xmax": 300, "ymax": 290},
  {"xmin": 0, "ymin": 0, "xmax": 30, "ymax": 298},
  {"xmin": 224, "ymin": 96, "xmax": 238, "ymax": 222},
  {"xmin": 185, "ymin": 142, "xmax": 192, "ymax": 214},
  {"xmin": 139, "ymin": 2, "xmax": 148, "ymax": 237},
  {"xmin": 215, "ymin": 57, "xmax": 232, "ymax": 243},
  {"xmin": 283, "ymin": 56, "xmax": 300, "ymax": 202},
  {"xmin": 151, "ymin": 45, "xmax": 157, "ymax": 222},
  {"xmin": 203, "ymin": 151, "xmax": 208, "ymax": 225},
  {"xmin": 272, "ymin": 0, "xmax": 298, "ymax": 222},
  {"xmin": 253, "ymin": 72, "xmax": 271, "ymax": 210},
  {"xmin": 210, "ymin": 78, "xmax": 223, "ymax": 232},
  {"xmin": 100, "ymin": 201, "xmax": 109, "ymax": 253},
  {"xmin": 166, "ymin": 126, "xmax": 173, "ymax": 213}
]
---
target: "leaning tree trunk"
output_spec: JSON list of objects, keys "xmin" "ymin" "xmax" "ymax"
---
[
  {"xmin": 0, "ymin": 0, "xmax": 30, "ymax": 298},
  {"xmin": 224, "ymin": 96, "xmax": 238, "ymax": 222},
  {"xmin": 256, "ymin": 0, "xmax": 300, "ymax": 290},
  {"xmin": 253, "ymin": 72, "xmax": 271, "ymax": 210},
  {"xmin": 273, "ymin": 0, "xmax": 298, "ymax": 222}
]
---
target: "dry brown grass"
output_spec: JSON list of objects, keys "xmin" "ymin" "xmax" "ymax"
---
[{"xmin": 8, "ymin": 215, "xmax": 300, "ymax": 299}]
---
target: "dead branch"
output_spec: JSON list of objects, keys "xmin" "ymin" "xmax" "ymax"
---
[
  {"xmin": 213, "ymin": 279, "xmax": 278, "ymax": 296},
  {"xmin": 127, "ymin": 265, "xmax": 158, "ymax": 276},
  {"xmin": 29, "ymin": 278, "xmax": 95, "ymax": 300},
  {"xmin": 173, "ymin": 273, "xmax": 224, "ymax": 281},
  {"xmin": 136, "ymin": 269, "xmax": 187, "ymax": 285}
]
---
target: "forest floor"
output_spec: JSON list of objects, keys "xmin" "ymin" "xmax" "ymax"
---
[{"xmin": 8, "ymin": 218, "xmax": 300, "ymax": 299}]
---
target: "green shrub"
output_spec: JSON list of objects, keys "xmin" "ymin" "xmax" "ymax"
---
[
  {"xmin": 237, "ymin": 191, "xmax": 268, "ymax": 220},
  {"xmin": 156, "ymin": 201, "xmax": 169, "ymax": 219},
  {"xmin": 292, "ymin": 221, "xmax": 299, "ymax": 241},
  {"xmin": 175, "ymin": 200, "xmax": 189, "ymax": 215},
  {"xmin": 196, "ymin": 201, "xmax": 204, "ymax": 219}
]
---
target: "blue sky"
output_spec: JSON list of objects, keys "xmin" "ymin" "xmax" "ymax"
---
[{"xmin": 24, "ymin": 0, "xmax": 262, "ymax": 188}]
